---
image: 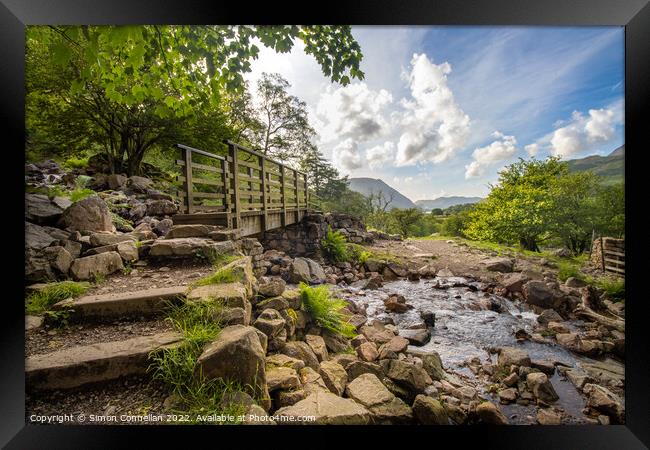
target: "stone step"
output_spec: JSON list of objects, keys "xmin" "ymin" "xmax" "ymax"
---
[
  {"xmin": 52, "ymin": 286, "xmax": 187, "ymax": 320},
  {"xmin": 26, "ymin": 331, "xmax": 183, "ymax": 390}
]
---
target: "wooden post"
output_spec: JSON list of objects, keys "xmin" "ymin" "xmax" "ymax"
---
[
  {"xmin": 280, "ymin": 165, "xmax": 287, "ymax": 227},
  {"xmin": 183, "ymin": 147, "xmax": 194, "ymax": 214},
  {"xmin": 260, "ymin": 155, "xmax": 268, "ymax": 231},
  {"xmin": 600, "ymin": 236, "xmax": 605, "ymax": 272},
  {"xmin": 293, "ymin": 169, "xmax": 299, "ymax": 223},
  {"xmin": 222, "ymin": 158, "xmax": 232, "ymax": 228},
  {"xmin": 229, "ymin": 142, "xmax": 241, "ymax": 230},
  {"xmin": 303, "ymin": 173, "xmax": 308, "ymax": 210}
]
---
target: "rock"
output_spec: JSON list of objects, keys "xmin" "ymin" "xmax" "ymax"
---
[
  {"xmin": 25, "ymin": 315, "xmax": 44, "ymax": 331},
  {"xmin": 149, "ymin": 238, "xmax": 236, "ymax": 259},
  {"xmin": 305, "ymin": 335, "xmax": 329, "ymax": 362},
  {"xmin": 531, "ymin": 359, "xmax": 555, "ymax": 376},
  {"xmin": 105, "ymin": 174, "xmax": 127, "ymax": 190},
  {"xmin": 363, "ymin": 276, "xmax": 383, "ymax": 290},
  {"xmin": 399, "ymin": 328, "xmax": 431, "ymax": 346},
  {"xmin": 58, "ymin": 196, "xmax": 115, "ymax": 232},
  {"xmin": 483, "ymin": 257, "xmax": 514, "ymax": 273},
  {"xmin": 254, "ymin": 309, "xmax": 286, "ymax": 338},
  {"xmin": 523, "ymin": 280, "xmax": 562, "ymax": 310},
  {"xmin": 298, "ymin": 367, "xmax": 330, "ymax": 395},
  {"xmin": 116, "ymin": 241, "xmax": 138, "ymax": 262},
  {"xmin": 356, "ymin": 341, "xmax": 379, "ymax": 362},
  {"xmin": 537, "ymin": 309, "xmax": 564, "ymax": 325},
  {"xmin": 69, "ymin": 251, "xmax": 124, "ymax": 280},
  {"xmin": 583, "ymin": 383, "xmax": 624, "ymax": 423},
  {"xmin": 195, "ymin": 325, "xmax": 268, "ymax": 401},
  {"xmin": 280, "ymin": 341, "xmax": 320, "ymax": 371},
  {"xmin": 266, "ymin": 353, "xmax": 306, "ymax": 371},
  {"xmin": 383, "ymin": 294, "xmax": 413, "ymax": 313},
  {"xmin": 266, "ymin": 366, "xmax": 300, "ymax": 392},
  {"xmin": 276, "ymin": 389, "xmax": 307, "ymax": 408},
  {"xmin": 412, "ymin": 394, "xmax": 448, "ymax": 425},
  {"xmin": 418, "ymin": 352, "xmax": 445, "ymax": 381},
  {"xmin": 258, "ymin": 277, "xmax": 286, "ymax": 298},
  {"xmin": 288, "ymin": 257, "xmax": 326, "ymax": 284},
  {"xmin": 345, "ymin": 373, "xmax": 412, "ymax": 424},
  {"xmin": 256, "ymin": 296, "xmax": 289, "ymax": 312},
  {"xmin": 420, "ymin": 310, "xmax": 436, "ymax": 327},
  {"xmin": 360, "ymin": 321, "xmax": 396, "ymax": 345},
  {"xmin": 319, "ymin": 360, "xmax": 348, "ymax": 396},
  {"xmin": 503, "ymin": 372, "xmax": 519, "ymax": 387},
  {"xmin": 498, "ymin": 388, "xmax": 518, "ymax": 403},
  {"xmin": 25, "ymin": 222, "xmax": 57, "ymax": 250},
  {"xmin": 497, "ymin": 347, "xmax": 531, "ymax": 367},
  {"xmin": 146, "ymin": 199, "xmax": 178, "ymax": 217},
  {"xmin": 379, "ymin": 336, "xmax": 409, "ymax": 356},
  {"xmin": 351, "ymin": 334, "xmax": 368, "ymax": 348},
  {"xmin": 563, "ymin": 369, "xmax": 592, "ymax": 391},
  {"xmin": 153, "ymin": 218, "xmax": 174, "ymax": 237},
  {"xmin": 537, "ymin": 408, "xmax": 562, "ymax": 425},
  {"xmin": 275, "ymin": 391, "xmax": 371, "ymax": 425},
  {"xmin": 89, "ymin": 233, "xmax": 136, "ymax": 247},
  {"xmin": 526, "ymin": 372, "xmax": 559, "ymax": 404},
  {"xmin": 501, "ymin": 272, "xmax": 529, "ymax": 293},
  {"xmin": 386, "ymin": 360, "xmax": 432, "ymax": 395},
  {"xmin": 126, "ymin": 176, "xmax": 154, "ymax": 193},
  {"xmin": 165, "ymin": 224, "xmax": 219, "ymax": 239},
  {"xmin": 321, "ymin": 330, "xmax": 351, "ymax": 354},
  {"xmin": 476, "ymin": 401, "xmax": 509, "ymax": 425},
  {"xmin": 42, "ymin": 246, "xmax": 73, "ymax": 275},
  {"xmin": 25, "ymin": 194, "xmax": 68, "ymax": 224}
]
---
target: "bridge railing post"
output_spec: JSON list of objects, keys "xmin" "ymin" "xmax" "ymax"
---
[
  {"xmin": 182, "ymin": 146, "xmax": 194, "ymax": 214},
  {"xmin": 260, "ymin": 154, "xmax": 268, "ymax": 232},
  {"xmin": 228, "ymin": 142, "xmax": 241, "ymax": 230},
  {"xmin": 280, "ymin": 165, "xmax": 287, "ymax": 227}
]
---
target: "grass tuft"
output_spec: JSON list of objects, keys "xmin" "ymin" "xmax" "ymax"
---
[
  {"xmin": 25, "ymin": 281, "xmax": 90, "ymax": 314},
  {"xmin": 557, "ymin": 261, "xmax": 586, "ymax": 282},
  {"xmin": 194, "ymin": 266, "xmax": 240, "ymax": 286},
  {"xmin": 298, "ymin": 282, "xmax": 356, "ymax": 338},
  {"xmin": 596, "ymin": 277, "xmax": 625, "ymax": 301}
]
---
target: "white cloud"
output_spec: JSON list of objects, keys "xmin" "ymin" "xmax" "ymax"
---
[
  {"xmin": 524, "ymin": 143, "xmax": 539, "ymax": 156},
  {"xmin": 366, "ymin": 141, "xmax": 396, "ymax": 169},
  {"xmin": 395, "ymin": 53, "xmax": 470, "ymax": 166},
  {"xmin": 465, "ymin": 131, "xmax": 517, "ymax": 179},
  {"xmin": 549, "ymin": 107, "xmax": 617, "ymax": 157},
  {"xmin": 332, "ymin": 138, "xmax": 363, "ymax": 171},
  {"xmin": 314, "ymin": 83, "xmax": 393, "ymax": 145}
]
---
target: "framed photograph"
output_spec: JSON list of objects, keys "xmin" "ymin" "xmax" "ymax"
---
[{"xmin": 3, "ymin": 0, "xmax": 648, "ymax": 447}]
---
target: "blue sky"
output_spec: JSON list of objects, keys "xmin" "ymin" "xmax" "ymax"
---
[{"xmin": 245, "ymin": 26, "xmax": 624, "ymax": 200}]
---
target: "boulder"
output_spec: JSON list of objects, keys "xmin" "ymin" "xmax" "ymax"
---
[
  {"xmin": 69, "ymin": 252, "xmax": 124, "ymax": 281},
  {"xmin": 356, "ymin": 341, "xmax": 379, "ymax": 362},
  {"xmin": 497, "ymin": 347, "xmax": 531, "ymax": 367},
  {"xmin": 412, "ymin": 394, "xmax": 448, "ymax": 425},
  {"xmin": 280, "ymin": 341, "xmax": 320, "ymax": 371},
  {"xmin": 266, "ymin": 366, "xmax": 300, "ymax": 393},
  {"xmin": 149, "ymin": 238, "xmax": 236, "ymax": 259},
  {"xmin": 345, "ymin": 373, "xmax": 412, "ymax": 424},
  {"xmin": 258, "ymin": 277, "xmax": 286, "ymax": 298},
  {"xmin": 523, "ymin": 280, "xmax": 560, "ymax": 309},
  {"xmin": 25, "ymin": 194, "xmax": 69, "ymax": 224},
  {"xmin": 146, "ymin": 199, "xmax": 178, "ymax": 217},
  {"xmin": 305, "ymin": 335, "xmax": 329, "ymax": 362},
  {"xmin": 276, "ymin": 389, "xmax": 307, "ymax": 408},
  {"xmin": 89, "ymin": 232, "xmax": 136, "ymax": 247},
  {"xmin": 266, "ymin": 353, "xmax": 306, "ymax": 371},
  {"xmin": 501, "ymin": 272, "xmax": 529, "ymax": 293},
  {"xmin": 498, "ymin": 388, "xmax": 518, "ymax": 403},
  {"xmin": 254, "ymin": 309, "xmax": 286, "ymax": 338},
  {"xmin": 25, "ymin": 222, "xmax": 57, "ymax": 250},
  {"xmin": 583, "ymin": 383, "xmax": 624, "ymax": 423},
  {"xmin": 380, "ymin": 336, "xmax": 409, "ymax": 355},
  {"xmin": 526, "ymin": 372, "xmax": 559, "ymax": 404},
  {"xmin": 565, "ymin": 277, "xmax": 587, "ymax": 288},
  {"xmin": 275, "ymin": 391, "xmax": 371, "ymax": 425},
  {"xmin": 298, "ymin": 367, "xmax": 330, "ymax": 395},
  {"xmin": 319, "ymin": 360, "xmax": 348, "ymax": 396},
  {"xmin": 289, "ymin": 257, "xmax": 326, "ymax": 284},
  {"xmin": 537, "ymin": 309, "xmax": 564, "ymax": 325},
  {"xmin": 346, "ymin": 361, "xmax": 384, "ymax": 381},
  {"xmin": 126, "ymin": 176, "xmax": 154, "ymax": 193},
  {"xmin": 399, "ymin": 328, "xmax": 431, "ymax": 346},
  {"xmin": 386, "ymin": 360, "xmax": 432, "ymax": 395},
  {"xmin": 42, "ymin": 246, "xmax": 73, "ymax": 276},
  {"xmin": 483, "ymin": 257, "xmax": 514, "ymax": 273},
  {"xmin": 476, "ymin": 401, "xmax": 509, "ymax": 425},
  {"xmin": 384, "ymin": 294, "xmax": 413, "ymax": 313},
  {"xmin": 321, "ymin": 330, "xmax": 351, "ymax": 354},
  {"xmin": 165, "ymin": 224, "xmax": 219, "ymax": 239},
  {"xmin": 116, "ymin": 241, "xmax": 139, "ymax": 262},
  {"xmin": 537, "ymin": 408, "xmax": 562, "ymax": 425},
  {"xmin": 418, "ymin": 352, "xmax": 445, "ymax": 381},
  {"xmin": 153, "ymin": 218, "xmax": 174, "ymax": 237},
  {"xmin": 58, "ymin": 196, "xmax": 115, "ymax": 232},
  {"xmin": 195, "ymin": 325, "xmax": 268, "ymax": 401},
  {"xmin": 360, "ymin": 321, "xmax": 396, "ymax": 345},
  {"xmin": 106, "ymin": 174, "xmax": 128, "ymax": 190}
]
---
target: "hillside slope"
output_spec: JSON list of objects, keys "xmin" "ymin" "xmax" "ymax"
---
[
  {"xmin": 415, "ymin": 196, "xmax": 483, "ymax": 211},
  {"xmin": 348, "ymin": 178, "xmax": 416, "ymax": 210},
  {"xmin": 567, "ymin": 145, "xmax": 624, "ymax": 185}
]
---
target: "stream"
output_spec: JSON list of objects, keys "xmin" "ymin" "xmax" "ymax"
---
[{"xmin": 339, "ymin": 277, "xmax": 596, "ymax": 424}]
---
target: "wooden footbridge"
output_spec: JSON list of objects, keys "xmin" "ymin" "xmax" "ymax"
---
[{"xmin": 172, "ymin": 140, "xmax": 318, "ymax": 237}]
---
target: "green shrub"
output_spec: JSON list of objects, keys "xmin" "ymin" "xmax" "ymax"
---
[
  {"xmin": 346, "ymin": 243, "xmax": 372, "ymax": 265},
  {"xmin": 26, "ymin": 281, "xmax": 90, "ymax": 314},
  {"xmin": 321, "ymin": 227, "xmax": 349, "ymax": 263},
  {"xmin": 69, "ymin": 188, "xmax": 96, "ymax": 202},
  {"xmin": 596, "ymin": 277, "xmax": 625, "ymax": 300},
  {"xmin": 63, "ymin": 155, "xmax": 90, "ymax": 170},
  {"xmin": 557, "ymin": 261, "xmax": 585, "ymax": 282},
  {"xmin": 298, "ymin": 282, "xmax": 356, "ymax": 337}
]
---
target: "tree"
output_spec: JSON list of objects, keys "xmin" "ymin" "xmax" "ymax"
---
[
  {"xmin": 464, "ymin": 157, "xmax": 567, "ymax": 251},
  {"xmin": 593, "ymin": 182, "xmax": 624, "ymax": 238},
  {"xmin": 26, "ymin": 25, "xmax": 365, "ymax": 175},
  {"xmin": 391, "ymin": 208, "xmax": 424, "ymax": 237}
]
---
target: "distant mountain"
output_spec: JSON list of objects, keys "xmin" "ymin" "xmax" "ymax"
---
[
  {"xmin": 566, "ymin": 145, "xmax": 624, "ymax": 185},
  {"xmin": 348, "ymin": 178, "xmax": 416, "ymax": 210},
  {"xmin": 415, "ymin": 196, "xmax": 483, "ymax": 211}
]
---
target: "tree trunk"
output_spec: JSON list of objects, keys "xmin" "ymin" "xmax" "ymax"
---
[{"xmin": 519, "ymin": 237, "xmax": 539, "ymax": 252}]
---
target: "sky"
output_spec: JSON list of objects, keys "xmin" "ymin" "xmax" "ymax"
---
[{"xmin": 244, "ymin": 26, "xmax": 624, "ymax": 200}]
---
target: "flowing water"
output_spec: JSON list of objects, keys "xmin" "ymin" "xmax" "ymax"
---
[{"xmin": 339, "ymin": 277, "xmax": 594, "ymax": 424}]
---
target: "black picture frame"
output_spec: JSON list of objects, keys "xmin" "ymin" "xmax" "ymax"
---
[{"xmin": 2, "ymin": 1, "xmax": 649, "ymax": 448}]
